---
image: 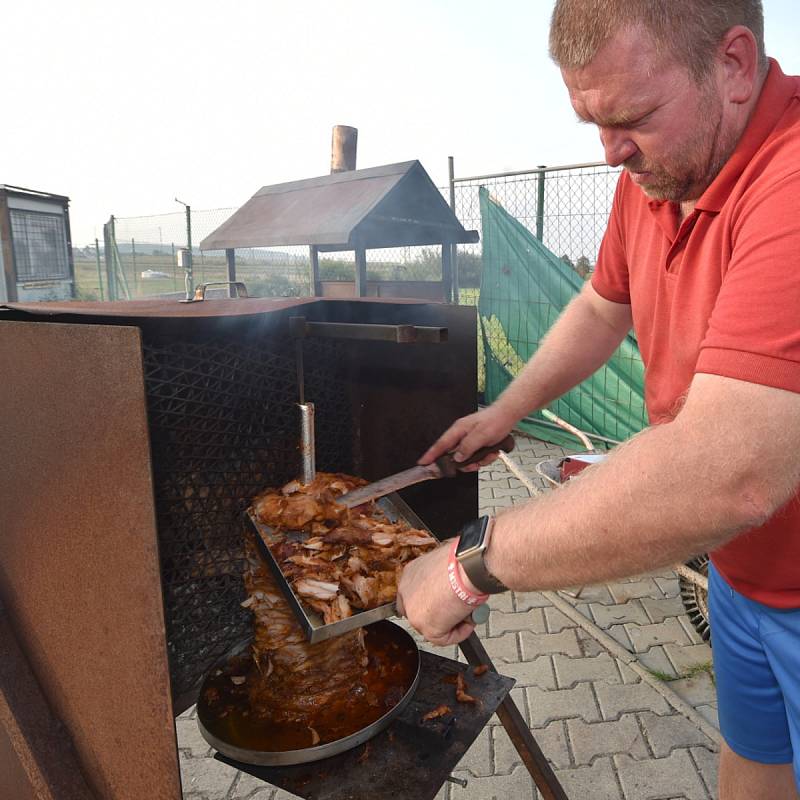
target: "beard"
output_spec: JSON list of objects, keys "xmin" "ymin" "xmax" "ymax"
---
[{"xmin": 623, "ymin": 84, "xmax": 738, "ymax": 203}]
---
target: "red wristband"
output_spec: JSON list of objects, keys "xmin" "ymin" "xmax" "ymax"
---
[{"xmin": 447, "ymin": 539, "xmax": 490, "ymax": 606}]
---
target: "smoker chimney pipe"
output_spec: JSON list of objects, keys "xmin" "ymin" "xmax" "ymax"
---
[{"xmin": 330, "ymin": 125, "xmax": 358, "ymax": 173}]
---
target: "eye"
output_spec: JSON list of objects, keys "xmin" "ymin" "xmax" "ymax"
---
[{"xmin": 628, "ymin": 107, "xmax": 659, "ymax": 129}]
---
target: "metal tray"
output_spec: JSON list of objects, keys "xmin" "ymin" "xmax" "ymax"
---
[
  {"xmin": 246, "ymin": 492, "xmax": 433, "ymax": 644},
  {"xmin": 196, "ymin": 619, "xmax": 421, "ymax": 766}
]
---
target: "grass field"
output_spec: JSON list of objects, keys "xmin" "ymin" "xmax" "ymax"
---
[{"xmin": 73, "ymin": 253, "xmax": 310, "ymax": 300}]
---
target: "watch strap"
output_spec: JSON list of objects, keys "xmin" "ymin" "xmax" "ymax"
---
[
  {"xmin": 446, "ymin": 539, "xmax": 489, "ymax": 606},
  {"xmin": 456, "ymin": 516, "xmax": 508, "ymax": 595}
]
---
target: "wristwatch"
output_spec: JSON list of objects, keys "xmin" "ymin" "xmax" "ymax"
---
[{"xmin": 455, "ymin": 515, "xmax": 508, "ymax": 594}]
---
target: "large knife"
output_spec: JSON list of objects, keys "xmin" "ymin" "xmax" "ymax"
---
[{"xmin": 338, "ymin": 435, "xmax": 515, "ymax": 509}]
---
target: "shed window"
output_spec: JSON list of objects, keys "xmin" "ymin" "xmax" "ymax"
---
[{"xmin": 10, "ymin": 210, "xmax": 70, "ymax": 281}]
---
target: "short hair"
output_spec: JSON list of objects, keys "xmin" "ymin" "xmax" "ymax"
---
[{"xmin": 549, "ymin": 0, "xmax": 767, "ymax": 81}]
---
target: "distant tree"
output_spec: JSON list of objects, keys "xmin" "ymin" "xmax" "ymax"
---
[
  {"xmin": 560, "ymin": 254, "xmax": 574, "ymax": 268},
  {"xmin": 575, "ymin": 255, "xmax": 592, "ymax": 279},
  {"xmin": 455, "ymin": 252, "xmax": 483, "ymax": 288}
]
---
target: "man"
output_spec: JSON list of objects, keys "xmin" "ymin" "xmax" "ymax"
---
[{"xmin": 396, "ymin": 2, "xmax": 800, "ymax": 798}]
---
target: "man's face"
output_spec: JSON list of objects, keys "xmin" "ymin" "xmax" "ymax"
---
[{"xmin": 562, "ymin": 26, "xmax": 735, "ymax": 203}]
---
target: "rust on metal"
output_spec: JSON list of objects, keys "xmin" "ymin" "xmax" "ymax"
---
[
  {"xmin": 1, "ymin": 296, "xmax": 318, "ymax": 318},
  {"xmin": 0, "ymin": 321, "xmax": 181, "ymax": 800},
  {"xmin": 1, "ymin": 295, "xmax": 440, "ymax": 321},
  {"xmin": 0, "ymin": 610, "xmax": 97, "ymax": 800},
  {"xmin": 0, "ymin": 297, "xmax": 487, "ymax": 799}
]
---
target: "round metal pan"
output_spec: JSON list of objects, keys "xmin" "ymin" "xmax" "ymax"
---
[{"xmin": 196, "ymin": 619, "xmax": 420, "ymax": 766}]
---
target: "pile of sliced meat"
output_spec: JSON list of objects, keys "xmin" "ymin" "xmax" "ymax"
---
[
  {"xmin": 242, "ymin": 535, "xmax": 368, "ymax": 726},
  {"xmin": 251, "ymin": 472, "xmax": 438, "ymax": 624}
]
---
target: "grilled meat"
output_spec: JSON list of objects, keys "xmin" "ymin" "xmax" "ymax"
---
[
  {"xmin": 253, "ymin": 472, "xmax": 437, "ymax": 620},
  {"xmin": 243, "ymin": 535, "xmax": 368, "ymax": 724},
  {"xmin": 242, "ymin": 472, "xmax": 436, "ymax": 727}
]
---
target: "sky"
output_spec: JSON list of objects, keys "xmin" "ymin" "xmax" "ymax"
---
[{"xmin": 3, "ymin": 0, "xmax": 799, "ymax": 246}]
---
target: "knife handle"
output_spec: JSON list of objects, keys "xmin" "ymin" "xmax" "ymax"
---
[{"xmin": 435, "ymin": 434, "xmax": 515, "ymax": 478}]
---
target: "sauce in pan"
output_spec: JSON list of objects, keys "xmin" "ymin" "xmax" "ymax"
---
[{"xmin": 198, "ymin": 621, "xmax": 418, "ymax": 753}]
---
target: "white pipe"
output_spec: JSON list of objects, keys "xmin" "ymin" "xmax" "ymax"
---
[{"xmin": 540, "ymin": 408, "xmax": 594, "ymax": 452}]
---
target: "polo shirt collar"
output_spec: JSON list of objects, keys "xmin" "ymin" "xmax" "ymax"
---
[{"xmin": 695, "ymin": 58, "xmax": 798, "ymax": 213}]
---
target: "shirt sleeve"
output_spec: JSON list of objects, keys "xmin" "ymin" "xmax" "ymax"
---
[
  {"xmin": 696, "ymin": 168, "xmax": 800, "ymax": 394},
  {"xmin": 591, "ymin": 174, "xmax": 632, "ymax": 304}
]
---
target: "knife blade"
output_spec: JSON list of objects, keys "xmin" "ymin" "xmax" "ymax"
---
[{"xmin": 338, "ymin": 434, "xmax": 515, "ymax": 508}]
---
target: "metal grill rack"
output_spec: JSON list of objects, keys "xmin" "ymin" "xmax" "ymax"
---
[{"xmin": 142, "ymin": 332, "xmax": 355, "ymax": 703}]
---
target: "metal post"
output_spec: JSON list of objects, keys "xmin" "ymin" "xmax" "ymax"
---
[
  {"xmin": 225, "ymin": 249, "xmax": 237, "ymax": 297},
  {"xmin": 536, "ymin": 165, "xmax": 547, "ymax": 242},
  {"xmin": 186, "ymin": 204, "xmax": 193, "ymax": 294},
  {"xmin": 131, "ymin": 238, "xmax": 137, "ymax": 295},
  {"xmin": 94, "ymin": 238, "xmax": 104, "ymax": 301},
  {"xmin": 441, "ymin": 240, "xmax": 453, "ymax": 304},
  {"xmin": 299, "ymin": 402, "xmax": 316, "ymax": 484},
  {"xmin": 354, "ymin": 246, "xmax": 367, "ymax": 298},
  {"xmin": 309, "ymin": 245, "xmax": 321, "ymax": 296},
  {"xmin": 176, "ymin": 199, "xmax": 193, "ymax": 296},
  {"xmin": 103, "ymin": 218, "xmax": 116, "ymax": 301},
  {"xmin": 448, "ymin": 156, "xmax": 456, "ymax": 213},
  {"xmin": 448, "ymin": 156, "xmax": 460, "ymax": 303},
  {"xmin": 111, "ymin": 231, "xmax": 131, "ymax": 300}
]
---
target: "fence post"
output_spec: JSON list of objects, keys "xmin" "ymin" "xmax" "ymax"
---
[
  {"xmin": 536, "ymin": 165, "xmax": 547, "ymax": 241},
  {"xmin": 309, "ymin": 245, "xmax": 321, "ymax": 296},
  {"xmin": 94, "ymin": 238, "xmax": 104, "ymax": 301},
  {"xmin": 354, "ymin": 245, "xmax": 367, "ymax": 297},
  {"xmin": 103, "ymin": 218, "xmax": 116, "ymax": 301},
  {"xmin": 185, "ymin": 204, "xmax": 193, "ymax": 293},
  {"xmin": 131, "ymin": 238, "xmax": 137, "ymax": 295},
  {"xmin": 225, "ymin": 249, "xmax": 237, "ymax": 298},
  {"xmin": 441, "ymin": 239, "xmax": 454, "ymax": 303},
  {"xmin": 175, "ymin": 199, "xmax": 193, "ymax": 296},
  {"xmin": 448, "ymin": 156, "xmax": 459, "ymax": 303},
  {"xmin": 111, "ymin": 222, "xmax": 131, "ymax": 300}
]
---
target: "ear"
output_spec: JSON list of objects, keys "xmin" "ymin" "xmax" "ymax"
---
[{"xmin": 717, "ymin": 24, "xmax": 761, "ymax": 104}]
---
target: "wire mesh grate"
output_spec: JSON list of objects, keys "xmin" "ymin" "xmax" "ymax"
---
[{"xmin": 141, "ymin": 331, "xmax": 354, "ymax": 701}]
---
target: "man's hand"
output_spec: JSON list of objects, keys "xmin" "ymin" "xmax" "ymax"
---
[
  {"xmin": 396, "ymin": 542, "xmax": 477, "ymax": 646},
  {"xmin": 419, "ymin": 406, "xmax": 515, "ymax": 470}
]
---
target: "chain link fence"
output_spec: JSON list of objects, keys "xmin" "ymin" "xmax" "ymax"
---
[
  {"xmin": 451, "ymin": 162, "xmax": 630, "ymax": 413},
  {"xmin": 75, "ymin": 208, "xmax": 452, "ymax": 301},
  {"xmin": 452, "ymin": 162, "xmax": 620, "ymax": 281},
  {"xmin": 75, "ymin": 163, "xmax": 619, "ymax": 302},
  {"xmin": 74, "ymin": 162, "xmax": 641, "ymax": 436}
]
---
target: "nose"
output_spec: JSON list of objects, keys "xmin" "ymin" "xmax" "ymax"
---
[{"xmin": 599, "ymin": 128, "xmax": 638, "ymax": 167}]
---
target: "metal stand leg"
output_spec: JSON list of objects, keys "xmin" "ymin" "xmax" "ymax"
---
[{"xmin": 458, "ymin": 632, "xmax": 569, "ymax": 800}]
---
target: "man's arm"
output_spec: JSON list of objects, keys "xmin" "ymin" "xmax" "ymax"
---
[
  {"xmin": 419, "ymin": 282, "xmax": 632, "ymax": 465},
  {"xmin": 398, "ymin": 373, "xmax": 800, "ymax": 644},
  {"xmin": 487, "ymin": 373, "xmax": 800, "ymax": 590}
]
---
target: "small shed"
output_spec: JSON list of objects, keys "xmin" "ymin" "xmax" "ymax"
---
[
  {"xmin": 0, "ymin": 185, "xmax": 75, "ymax": 303},
  {"xmin": 200, "ymin": 161, "xmax": 478, "ymax": 301}
]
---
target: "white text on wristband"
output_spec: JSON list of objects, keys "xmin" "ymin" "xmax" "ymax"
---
[{"xmin": 447, "ymin": 540, "xmax": 490, "ymax": 606}]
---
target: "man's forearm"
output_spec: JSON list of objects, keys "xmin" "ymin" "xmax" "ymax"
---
[
  {"xmin": 485, "ymin": 375, "xmax": 800, "ymax": 591},
  {"xmin": 492, "ymin": 284, "xmax": 632, "ymax": 424}
]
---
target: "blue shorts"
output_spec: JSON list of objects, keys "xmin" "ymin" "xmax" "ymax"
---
[{"xmin": 709, "ymin": 562, "xmax": 800, "ymax": 788}]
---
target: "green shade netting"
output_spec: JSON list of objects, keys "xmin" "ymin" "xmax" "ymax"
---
[{"xmin": 477, "ymin": 187, "xmax": 647, "ymax": 448}]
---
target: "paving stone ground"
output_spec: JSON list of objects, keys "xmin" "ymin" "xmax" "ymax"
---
[{"xmin": 178, "ymin": 434, "xmax": 720, "ymax": 799}]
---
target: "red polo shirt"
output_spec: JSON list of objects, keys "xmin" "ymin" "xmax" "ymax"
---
[{"xmin": 592, "ymin": 60, "xmax": 800, "ymax": 608}]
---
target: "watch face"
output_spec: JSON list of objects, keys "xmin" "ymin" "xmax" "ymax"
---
[{"xmin": 457, "ymin": 517, "xmax": 487, "ymax": 555}]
